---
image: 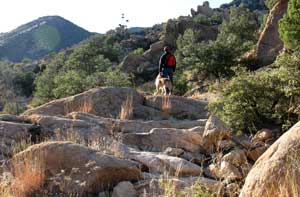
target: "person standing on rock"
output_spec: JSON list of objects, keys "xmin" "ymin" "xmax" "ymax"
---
[{"xmin": 159, "ymin": 46, "xmax": 176, "ymax": 83}]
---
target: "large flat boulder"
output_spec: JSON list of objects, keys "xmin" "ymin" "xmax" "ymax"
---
[
  {"xmin": 12, "ymin": 141, "xmax": 141, "ymax": 194},
  {"xmin": 67, "ymin": 112, "xmax": 207, "ymax": 134},
  {"xmin": 22, "ymin": 87, "xmax": 146, "ymax": 119},
  {"xmin": 145, "ymin": 95, "xmax": 208, "ymax": 120},
  {"xmin": 22, "ymin": 87, "xmax": 208, "ymax": 120},
  {"xmin": 121, "ymin": 127, "xmax": 204, "ymax": 152},
  {"xmin": 240, "ymin": 121, "xmax": 300, "ymax": 197},
  {"xmin": 110, "ymin": 142, "xmax": 202, "ymax": 177},
  {"xmin": 24, "ymin": 114, "xmax": 107, "ymax": 138},
  {"xmin": 128, "ymin": 151, "xmax": 202, "ymax": 177}
]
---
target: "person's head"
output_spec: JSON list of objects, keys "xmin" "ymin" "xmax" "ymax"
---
[{"xmin": 164, "ymin": 46, "xmax": 171, "ymax": 53}]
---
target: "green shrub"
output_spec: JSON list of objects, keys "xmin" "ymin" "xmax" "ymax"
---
[
  {"xmin": 209, "ymin": 53, "xmax": 300, "ymax": 133},
  {"xmin": 53, "ymin": 70, "xmax": 90, "ymax": 98},
  {"xmin": 131, "ymin": 48, "xmax": 145, "ymax": 55},
  {"xmin": 3, "ymin": 102, "xmax": 26, "ymax": 115},
  {"xmin": 101, "ymin": 68, "xmax": 132, "ymax": 87},
  {"xmin": 175, "ymin": 6, "xmax": 258, "ymax": 95}
]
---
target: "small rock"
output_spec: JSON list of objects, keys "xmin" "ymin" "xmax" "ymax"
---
[
  {"xmin": 247, "ymin": 145, "xmax": 269, "ymax": 161},
  {"xmin": 220, "ymin": 161, "xmax": 243, "ymax": 181},
  {"xmin": 232, "ymin": 135, "xmax": 253, "ymax": 149},
  {"xmin": 217, "ymin": 140, "xmax": 235, "ymax": 151},
  {"xmin": 181, "ymin": 151, "xmax": 206, "ymax": 165},
  {"xmin": 222, "ymin": 149, "xmax": 248, "ymax": 166},
  {"xmin": 225, "ymin": 183, "xmax": 240, "ymax": 197},
  {"xmin": 205, "ymin": 163, "xmax": 220, "ymax": 179},
  {"xmin": 112, "ymin": 181, "xmax": 137, "ymax": 197},
  {"xmin": 164, "ymin": 147, "xmax": 184, "ymax": 157},
  {"xmin": 251, "ymin": 129, "xmax": 274, "ymax": 144}
]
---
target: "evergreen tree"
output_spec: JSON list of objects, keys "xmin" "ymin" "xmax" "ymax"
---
[
  {"xmin": 279, "ymin": 0, "xmax": 300, "ymax": 51},
  {"xmin": 175, "ymin": 5, "xmax": 258, "ymax": 85}
]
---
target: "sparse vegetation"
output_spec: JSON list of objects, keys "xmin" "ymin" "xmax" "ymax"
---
[
  {"xmin": 11, "ymin": 154, "xmax": 45, "ymax": 197},
  {"xmin": 119, "ymin": 94, "xmax": 133, "ymax": 120},
  {"xmin": 1, "ymin": 0, "xmax": 300, "ymax": 196},
  {"xmin": 162, "ymin": 96, "xmax": 172, "ymax": 118}
]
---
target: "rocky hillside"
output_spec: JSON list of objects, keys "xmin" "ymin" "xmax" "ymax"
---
[
  {"xmin": 0, "ymin": 0, "xmax": 299, "ymax": 196},
  {"xmin": 0, "ymin": 16, "xmax": 93, "ymax": 62},
  {"xmin": 0, "ymin": 87, "xmax": 277, "ymax": 196}
]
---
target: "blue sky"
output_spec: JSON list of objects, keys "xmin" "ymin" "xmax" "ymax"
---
[{"xmin": 0, "ymin": 0, "xmax": 230, "ymax": 33}]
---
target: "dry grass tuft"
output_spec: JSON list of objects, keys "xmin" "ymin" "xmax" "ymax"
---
[
  {"xmin": 119, "ymin": 94, "xmax": 133, "ymax": 120},
  {"xmin": 261, "ymin": 149, "xmax": 300, "ymax": 197},
  {"xmin": 274, "ymin": 149, "xmax": 300, "ymax": 197},
  {"xmin": 162, "ymin": 96, "xmax": 172, "ymax": 118},
  {"xmin": 11, "ymin": 138, "xmax": 33, "ymax": 156},
  {"xmin": 11, "ymin": 153, "xmax": 45, "ymax": 197},
  {"xmin": 65, "ymin": 96, "xmax": 92, "ymax": 115}
]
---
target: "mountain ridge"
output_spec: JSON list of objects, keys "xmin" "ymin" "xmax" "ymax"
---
[{"xmin": 0, "ymin": 15, "xmax": 93, "ymax": 62}]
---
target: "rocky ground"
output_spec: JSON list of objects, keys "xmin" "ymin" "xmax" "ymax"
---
[
  {"xmin": 0, "ymin": 87, "xmax": 280, "ymax": 197},
  {"xmin": 0, "ymin": 0, "xmax": 295, "ymax": 196}
]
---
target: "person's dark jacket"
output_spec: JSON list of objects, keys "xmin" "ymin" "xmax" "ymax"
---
[{"xmin": 159, "ymin": 52, "xmax": 176, "ymax": 72}]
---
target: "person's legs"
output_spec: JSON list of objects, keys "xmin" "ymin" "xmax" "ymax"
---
[
  {"xmin": 166, "ymin": 67, "xmax": 174, "ymax": 84},
  {"xmin": 162, "ymin": 67, "xmax": 168, "ymax": 78}
]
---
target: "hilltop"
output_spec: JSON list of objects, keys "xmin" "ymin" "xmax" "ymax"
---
[{"xmin": 0, "ymin": 16, "xmax": 93, "ymax": 62}]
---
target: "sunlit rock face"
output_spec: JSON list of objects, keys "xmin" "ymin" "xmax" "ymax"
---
[{"xmin": 0, "ymin": 16, "xmax": 92, "ymax": 62}]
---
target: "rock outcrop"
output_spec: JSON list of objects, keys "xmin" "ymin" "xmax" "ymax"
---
[
  {"xmin": 255, "ymin": 0, "xmax": 288, "ymax": 66},
  {"xmin": 120, "ymin": 10, "xmax": 219, "ymax": 81},
  {"xmin": 120, "ymin": 54, "xmax": 148, "ymax": 74},
  {"xmin": 240, "ymin": 121, "xmax": 300, "ymax": 197},
  {"xmin": 191, "ymin": 1, "xmax": 214, "ymax": 17},
  {"xmin": 22, "ymin": 87, "xmax": 208, "ymax": 120},
  {"xmin": 120, "ymin": 41, "xmax": 164, "ymax": 84},
  {"xmin": 163, "ymin": 18, "xmax": 218, "ymax": 48},
  {"xmin": 202, "ymin": 115, "xmax": 232, "ymax": 153},
  {"xmin": 0, "ymin": 121, "xmax": 39, "ymax": 157},
  {"xmin": 12, "ymin": 141, "xmax": 141, "ymax": 194},
  {"xmin": 0, "ymin": 86, "xmax": 278, "ymax": 196}
]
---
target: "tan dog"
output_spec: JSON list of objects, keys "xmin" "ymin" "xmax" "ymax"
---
[{"xmin": 154, "ymin": 74, "xmax": 172, "ymax": 95}]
